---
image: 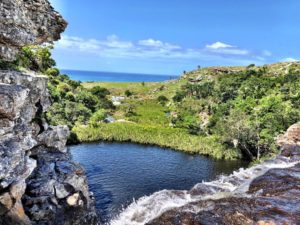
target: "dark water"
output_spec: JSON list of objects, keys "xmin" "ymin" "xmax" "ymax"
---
[
  {"xmin": 69, "ymin": 142, "xmax": 248, "ymax": 223},
  {"xmin": 61, "ymin": 69, "xmax": 178, "ymax": 82}
]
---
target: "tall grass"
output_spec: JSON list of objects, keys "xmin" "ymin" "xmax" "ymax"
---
[{"xmin": 72, "ymin": 122, "xmax": 239, "ymax": 159}]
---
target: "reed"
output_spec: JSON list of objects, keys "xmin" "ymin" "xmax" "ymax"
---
[{"xmin": 73, "ymin": 122, "xmax": 239, "ymax": 159}]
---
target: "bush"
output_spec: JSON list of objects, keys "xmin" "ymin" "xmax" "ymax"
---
[
  {"xmin": 76, "ymin": 90, "xmax": 98, "ymax": 111},
  {"xmin": 125, "ymin": 90, "xmax": 133, "ymax": 97},
  {"xmin": 157, "ymin": 95, "xmax": 168, "ymax": 105},
  {"xmin": 45, "ymin": 68, "xmax": 60, "ymax": 77},
  {"xmin": 16, "ymin": 45, "xmax": 55, "ymax": 72},
  {"xmin": 90, "ymin": 86, "xmax": 110, "ymax": 98},
  {"xmin": 173, "ymin": 91, "xmax": 186, "ymax": 102},
  {"xmin": 89, "ymin": 109, "xmax": 107, "ymax": 127}
]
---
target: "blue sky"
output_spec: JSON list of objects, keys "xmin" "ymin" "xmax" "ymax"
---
[{"xmin": 49, "ymin": 0, "xmax": 300, "ymax": 75}]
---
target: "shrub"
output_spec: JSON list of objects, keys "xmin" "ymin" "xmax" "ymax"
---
[
  {"xmin": 45, "ymin": 68, "xmax": 60, "ymax": 77},
  {"xmin": 89, "ymin": 109, "xmax": 107, "ymax": 127},
  {"xmin": 90, "ymin": 86, "xmax": 110, "ymax": 98},
  {"xmin": 125, "ymin": 90, "xmax": 133, "ymax": 97},
  {"xmin": 157, "ymin": 95, "xmax": 168, "ymax": 105},
  {"xmin": 172, "ymin": 91, "xmax": 186, "ymax": 102}
]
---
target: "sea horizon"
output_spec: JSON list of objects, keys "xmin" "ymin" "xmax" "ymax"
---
[{"xmin": 60, "ymin": 69, "xmax": 180, "ymax": 82}]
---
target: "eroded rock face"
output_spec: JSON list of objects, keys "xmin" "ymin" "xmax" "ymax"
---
[
  {"xmin": 0, "ymin": 0, "xmax": 99, "ymax": 224},
  {"xmin": 0, "ymin": 71, "xmax": 99, "ymax": 225},
  {"xmin": 147, "ymin": 125, "xmax": 300, "ymax": 225},
  {"xmin": 0, "ymin": 0, "xmax": 67, "ymax": 61}
]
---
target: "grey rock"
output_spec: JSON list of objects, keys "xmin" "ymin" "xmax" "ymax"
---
[
  {"xmin": 54, "ymin": 183, "xmax": 70, "ymax": 199},
  {"xmin": 0, "ymin": 0, "xmax": 67, "ymax": 61},
  {"xmin": 0, "ymin": 0, "xmax": 99, "ymax": 224},
  {"xmin": 0, "ymin": 193, "xmax": 13, "ymax": 215},
  {"xmin": 0, "ymin": 83, "xmax": 28, "ymax": 120},
  {"xmin": 37, "ymin": 126, "xmax": 70, "ymax": 152},
  {"xmin": 9, "ymin": 180, "xmax": 26, "ymax": 200}
]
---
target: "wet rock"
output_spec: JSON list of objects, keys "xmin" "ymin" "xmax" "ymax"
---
[
  {"xmin": 189, "ymin": 183, "xmax": 225, "ymax": 196},
  {"xmin": 248, "ymin": 163, "xmax": 300, "ymax": 197}
]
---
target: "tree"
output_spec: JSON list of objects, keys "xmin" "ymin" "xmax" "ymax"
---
[
  {"xmin": 216, "ymin": 109, "xmax": 257, "ymax": 160},
  {"xmin": 76, "ymin": 90, "xmax": 98, "ymax": 111}
]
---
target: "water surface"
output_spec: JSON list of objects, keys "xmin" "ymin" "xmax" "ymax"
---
[
  {"xmin": 61, "ymin": 69, "xmax": 178, "ymax": 82},
  {"xmin": 69, "ymin": 142, "xmax": 248, "ymax": 223}
]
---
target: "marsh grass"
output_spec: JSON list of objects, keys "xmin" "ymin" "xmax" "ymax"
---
[{"xmin": 73, "ymin": 122, "xmax": 239, "ymax": 159}]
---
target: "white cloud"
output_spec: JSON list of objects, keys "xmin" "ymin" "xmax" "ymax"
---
[
  {"xmin": 138, "ymin": 39, "xmax": 164, "ymax": 47},
  {"xmin": 205, "ymin": 41, "xmax": 249, "ymax": 56},
  {"xmin": 282, "ymin": 57, "xmax": 299, "ymax": 62},
  {"xmin": 206, "ymin": 41, "xmax": 233, "ymax": 49},
  {"xmin": 105, "ymin": 35, "xmax": 133, "ymax": 49},
  {"xmin": 55, "ymin": 35, "xmax": 267, "ymax": 65}
]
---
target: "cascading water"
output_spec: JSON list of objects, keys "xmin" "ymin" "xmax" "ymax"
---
[{"xmin": 110, "ymin": 155, "xmax": 299, "ymax": 225}]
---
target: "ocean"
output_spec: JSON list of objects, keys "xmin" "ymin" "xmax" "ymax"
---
[{"xmin": 60, "ymin": 69, "xmax": 179, "ymax": 82}]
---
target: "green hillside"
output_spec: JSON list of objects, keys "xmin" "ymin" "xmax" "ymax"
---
[{"xmin": 6, "ymin": 45, "xmax": 300, "ymax": 161}]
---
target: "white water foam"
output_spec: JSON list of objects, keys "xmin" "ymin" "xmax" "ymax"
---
[{"xmin": 110, "ymin": 156, "xmax": 299, "ymax": 225}]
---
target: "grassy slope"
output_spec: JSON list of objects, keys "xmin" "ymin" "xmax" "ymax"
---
[
  {"xmin": 77, "ymin": 76, "xmax": 238, "ymax": 159},
  {"xmin": 83, "ymin": 82, "xmax": 162, "ymax": 98},
  {"xmin": 75, "ymin": 62, "xmax": 300, "ymax": 160}
]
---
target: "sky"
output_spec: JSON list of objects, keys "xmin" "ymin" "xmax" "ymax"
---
[{"xmin": 49, "ymin": 0, "xmax": 300, "ymax": 75}]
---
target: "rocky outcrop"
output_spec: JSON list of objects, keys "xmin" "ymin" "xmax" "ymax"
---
[
  {"xmin": 0, "ymin": 0, "xmax": 99, "ymax": 224},
  {"xmin": 0, "ymin": 71, "xmax": 99, "ymax": 225},
  {"xmin": 146, "ymin": 124, "xmax": 300, "ymax": 225},
  {"xmin": 0, "ymin": 0, "xmax": 67, "ymax": 61}
]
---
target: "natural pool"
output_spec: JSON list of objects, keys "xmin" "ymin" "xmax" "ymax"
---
[{"xmin": 70, "ymin": 142, "xmax": 248, "ymax": 223}]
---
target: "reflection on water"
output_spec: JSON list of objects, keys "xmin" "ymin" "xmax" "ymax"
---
[{"xmin": 69, "ymin": 142, "xmax": 248, "ymax": 223}]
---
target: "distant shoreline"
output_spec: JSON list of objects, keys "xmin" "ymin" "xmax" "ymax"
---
[{"xmin": 61, "ymin": 69, "xmax": 179, "ymax": 82}]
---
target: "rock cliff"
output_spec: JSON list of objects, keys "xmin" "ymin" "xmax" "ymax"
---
[
  {"xmin": 0, "ymin": 0, "xmax": 67, "ymax": 61},
  {"xmin": 0, "ymin": 1, "xmax": 99, "ymax": 225}
]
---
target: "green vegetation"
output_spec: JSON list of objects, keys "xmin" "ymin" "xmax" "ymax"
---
[
  {"xmin": 73, "ymin": 123, "xmax": 237, "ymax": 159},
  {"xmin": 10, "ymin": 45, "xmax": 115, "ymax": 131},
  {"xmin": 12, "ymin": 45, "xmax": 300, "ymax": 161}
]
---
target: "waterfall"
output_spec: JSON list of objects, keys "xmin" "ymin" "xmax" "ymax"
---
[{"xmin": 110, "ymin": 155, "xmax": 299, "ymax": 225}]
